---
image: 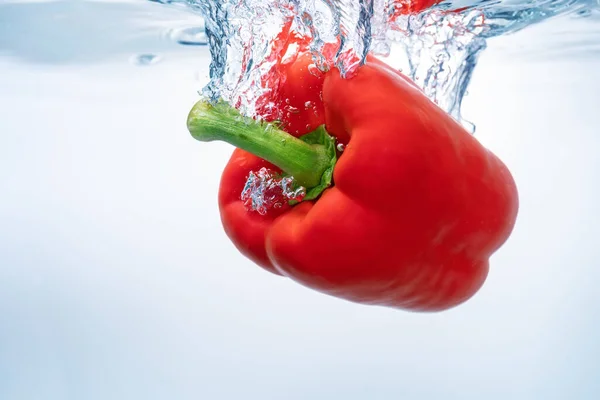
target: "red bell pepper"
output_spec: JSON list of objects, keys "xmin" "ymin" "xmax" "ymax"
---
[
  {"xmin": 390, "ymin": 0, "xmax": 441, "ymax": 16},
  {"xmin": 187, "ymin": 38, "xmax": 518, "ymax": 312}
]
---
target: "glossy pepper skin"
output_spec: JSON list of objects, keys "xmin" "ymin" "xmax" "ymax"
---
[{"xmin": 192, "ymin": 39, "xmax": 519, "ymax": 312}]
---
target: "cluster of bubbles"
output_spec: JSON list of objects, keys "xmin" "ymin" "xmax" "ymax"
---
[{"xmin": 241, "ymin": 167, "xmax": 307, "ymax": 215}]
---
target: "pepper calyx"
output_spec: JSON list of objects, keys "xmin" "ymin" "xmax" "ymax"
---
[{"xmin": 292, "ymin": 125, "xmax": 336, "ymax": 202}]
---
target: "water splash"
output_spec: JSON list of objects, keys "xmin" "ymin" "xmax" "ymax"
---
[
  {"xmin": 166, "ymin": 0, "xmax": 598, "ymax": 130},
  {"xmin": 389, "ymin": 8, "xmax": 488, "ymax": 130},
  {"xmin": 241, "ymin": 167, "xmax": 306, "ymax": 215}
]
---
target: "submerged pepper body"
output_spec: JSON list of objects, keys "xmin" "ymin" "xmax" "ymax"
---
[{"xmin": 213, "ymin": 41, "xmax": 518, "ymax": 311}]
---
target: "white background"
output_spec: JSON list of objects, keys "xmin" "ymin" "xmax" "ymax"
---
[{"xmin": 1, "ymin": 1, "xmax": 599, "ymax": 399}]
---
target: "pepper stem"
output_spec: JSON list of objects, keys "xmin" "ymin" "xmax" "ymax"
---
[{"xmin": 187, "ymin": 100, "xmax": 335, "ymax": 190}]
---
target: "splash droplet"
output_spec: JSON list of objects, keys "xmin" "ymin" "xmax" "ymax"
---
[{"xmin": 132, "ymin": 54, "xmax": 161, "ymax": 66}]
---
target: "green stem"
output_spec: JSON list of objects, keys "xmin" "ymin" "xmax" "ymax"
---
[{"xmin": 187, "ymin": 100, "xmax": 334, "ymax": 189}]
